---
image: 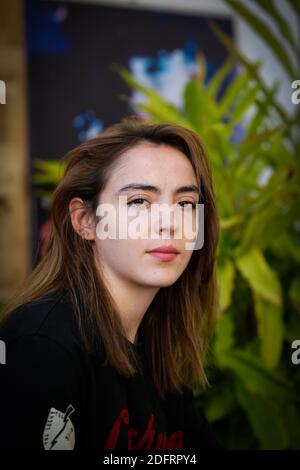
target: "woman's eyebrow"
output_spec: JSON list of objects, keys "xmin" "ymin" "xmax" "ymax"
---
[{"xmin": 116, "ymin": 183, "xmax": 200, "ymax": 195}]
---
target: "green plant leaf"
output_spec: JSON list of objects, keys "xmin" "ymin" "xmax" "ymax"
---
[
  {"xmin": 214, "ymin": 310, "xmax": 235, "ymax": 358},
  {"xmin": 218, "ymin": 71, "xmax": 255, "ymax": 118},
  {"xmin": 204, "ymin": 386, "xmax": 235, "ymax": 422},
  {"xmin": 236, "ymin": 195, "xmax": 293, "ymax": 254},
  {"xmin": 283, "ymin": 403, "xmax": 300, "ymax": 449},
  {"xmin": 254, "ymin": 292, "xmax": 284, "ymax": 369},
  {"xmin": 136, "ymin": 102, "xmax": 197, "ymax": 131},
  {"xmin": 114, "ymin": 65, "xmax": 199, "ymax": 130},
  {"xmin": 208, "ymin": 20, "xmax": 292, "ymax": 129},
  {"xmin": 217, "ymin": 260, "xmax": 236, "ymax": 312},
  {"xmin": 248, "ymin": 98, "xmax": 271, "ymax": 134},
  {"xmin": 289, "ymin": 278, "xmax": 300, "ymax": 313},
  {"xmin": 238, "ymin": 127, "xmax": 281, "ymax": 159},
  {"xmin": 33, "ymin": 159, "xmax": 66, "ymax": 185},
  {"xmin": 206, "ymin": 56, "xmax": 235, "ymax": 99},
  {"xmin": 202, "ymin": 122, "xmax": 232, "ymax": 158},
  {"xmin": 252, "ymin": 0, "xmax": 299, "ymax": 53},
  {"xmin": 224, "ymin": 0, "xmax": 296, "ymax": 78},
  {"xmin": 230, "ymin": 84, "xmax": 260, "ymax": 124},
  {"xmin": 218, "ymin": 350, "xmax": 296, "ymax": 402},
  {"xmin": 286, "ymin": 313, "xmax": 300, "ymax": 343},
  {"xmin": 286, "ymin": 0, "xmax": 300, "ymax": 19},
  {"xmin": 271, "ymin": 232, "xmax": 300, "ymax": 265},
  {"xmin": 235, "ymin": 247, "xmax": 282, "ymax": 305},
  {"xmin": 235, "ymin": 380, "xmax": 289, "ymax": 449},
  {"xmin": 184, "ymin": 79, "xmax": 218, "ymax": 129},
  {"xmin": 220, "ymin": 214, "xmax": 244, "ymax": 230}
]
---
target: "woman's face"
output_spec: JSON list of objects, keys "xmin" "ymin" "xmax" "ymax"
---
[{"xmin": 92, "ymin": 141, "xmax": 200, "ymax": 288}]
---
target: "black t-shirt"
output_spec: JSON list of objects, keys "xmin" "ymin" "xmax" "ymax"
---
[{"xmin": 0, "ymin": 291, "xmax": 221, "ymax": 450}]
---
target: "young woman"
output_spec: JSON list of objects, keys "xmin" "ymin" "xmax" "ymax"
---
[{"xmin": 0, "ymin": 118, "xmax": 220, "ymax": 451}]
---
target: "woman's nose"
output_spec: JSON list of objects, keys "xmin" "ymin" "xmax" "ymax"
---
[{"xmin": 150, "ymin": 203, "xmax": 178, "ymax": 239}]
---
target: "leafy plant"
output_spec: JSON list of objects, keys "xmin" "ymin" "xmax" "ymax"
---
[
  {"xmin": 33, "ymin": 0, "xmax": 300, "ymax": 449},
  {"xmin": 113, "ymin": 1, "xmax": 300, "ymax": 449}
]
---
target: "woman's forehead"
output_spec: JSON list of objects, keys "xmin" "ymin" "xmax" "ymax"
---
[{"xmin": 106, "ymin": 143, "xmax": 197, "ymax": 188}]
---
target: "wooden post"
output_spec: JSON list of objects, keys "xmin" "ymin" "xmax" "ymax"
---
[{"xmin": 0, "ymin": 0, "xmax": 30, "ymax": 304}]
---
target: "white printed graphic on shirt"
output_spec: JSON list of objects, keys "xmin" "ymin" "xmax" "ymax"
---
[{"xmin": 43, "ymin": 404, "xmax": 75, "ymax": 450}]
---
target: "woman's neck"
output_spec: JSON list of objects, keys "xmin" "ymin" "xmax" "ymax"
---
[{"xmin": 98, "ymin": 264, "xmax": 159, "ymax": 343}]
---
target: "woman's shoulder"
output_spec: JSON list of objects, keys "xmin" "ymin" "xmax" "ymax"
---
[{"xmin": 0, "ymin": 290, "xmax": 81, "ymax": 352}]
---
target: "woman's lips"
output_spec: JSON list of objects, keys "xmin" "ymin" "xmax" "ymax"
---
[{"xmin": 147, "ymin": 252, "xmax": 178, "ymax": 261}]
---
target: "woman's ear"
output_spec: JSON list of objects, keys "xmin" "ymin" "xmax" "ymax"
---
[{"xmin": 69, "ymin": 197, "xmax": 95, "ymax": 240}]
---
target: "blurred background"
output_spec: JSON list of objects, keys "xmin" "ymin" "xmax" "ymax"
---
[{"xmin": 0, "ymin": 0, "xmax": 299, "ymax": 449}]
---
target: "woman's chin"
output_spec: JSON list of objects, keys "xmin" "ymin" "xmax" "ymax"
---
[{"xmin": 143, "ymin": 274, "xmax": 180, "ymax": 288}]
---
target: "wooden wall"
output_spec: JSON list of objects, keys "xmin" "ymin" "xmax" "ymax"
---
[{"xmin": 0, "ymin": 0, "xmax": 30, "ymax": 304}]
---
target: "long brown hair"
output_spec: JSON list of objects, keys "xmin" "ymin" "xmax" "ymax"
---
[{"xmin": 1, "ymin": 117, "xmax": 220, "ymax": 400}]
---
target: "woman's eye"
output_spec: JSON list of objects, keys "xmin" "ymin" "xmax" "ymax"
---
[
  {"xmin": 178, "ymin": 201, "xmax": 196, "ymax": 209},
  {"xmin": 127, "ymin": 199, "xmax": 196, "ymax": 209},
  {"xmin": 127, "ymin": 198, "xmax": 149, "ymax": 207}
]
